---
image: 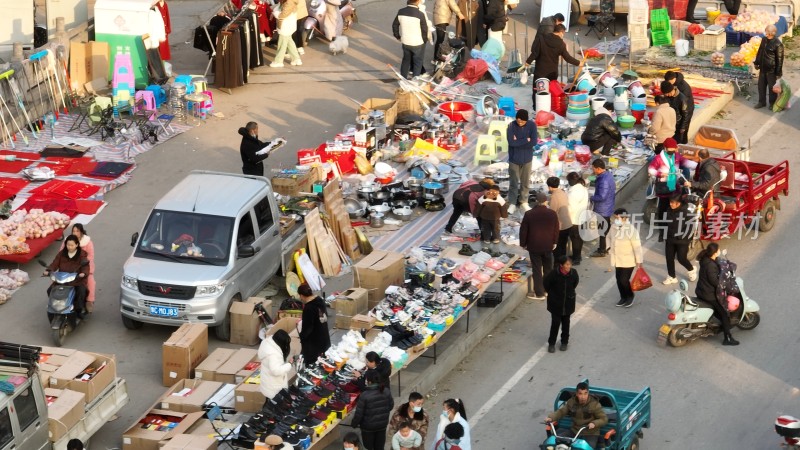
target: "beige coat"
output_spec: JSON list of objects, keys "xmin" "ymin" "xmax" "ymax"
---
[
  {"xmin": 434, "ymin": 0, "xmax": 463, "ymax": 25},
  {"xmin": 608, "ymin": 221, "xmax": 643, "ymax": 269},
  {"xmin": 296, "ymin": 0, "xmax": 309, "ymax": 19},
  {"xmin": 649, "ymin": 103, "xmax": 676, "ymax": 144},
  {"xmin": 549, "ymin": 188, "xmax": 572, "ymax": 230}
]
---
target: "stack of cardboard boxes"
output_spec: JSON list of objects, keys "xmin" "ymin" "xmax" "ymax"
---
[
  {"xmin": 629, "ymin": 0, "xmax": 651, "ymax": 54},
  {"xmin": 334, "ymin": 288, "xmax": 369, "ymax": 329},
  {"xmin": 353, "ymin": 250, "xmax": 405, "ymax": 311}
]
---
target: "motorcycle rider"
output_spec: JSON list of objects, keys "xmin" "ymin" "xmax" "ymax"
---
[
  {"xmin": 684, "ymin": 148, "xmax": 722, "ymax": 198},
  {"xmin": 44, "ymin": 235, "xmax": 90, "ymax": 318},
  {"xmin": 696, "ymin": 243, "xmax": 739, "ymax": 346},
  {"xmin": 546, "ymin": 382, "xmax": 608, "ymax": 449}
]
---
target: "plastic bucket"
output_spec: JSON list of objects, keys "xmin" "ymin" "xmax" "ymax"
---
[
  {"xmin": 632, "ymin": 109, "xmax": 645, "ymax": 124},
  {"xmin": 675, "ymin": 39, "xmax": 690, "ymax": 57},
  {"xmin": 536, "ymin": 91, "xmax": 552, "ymax": 112}
]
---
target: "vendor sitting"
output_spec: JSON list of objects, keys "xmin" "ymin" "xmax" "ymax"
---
[
  {"xmin": 581, "ymin": 102, "xmax": 621, "ymax": 156},
  {"xmin": 353, "ymin": 351, "xmax": 392, "ymax": 390}
]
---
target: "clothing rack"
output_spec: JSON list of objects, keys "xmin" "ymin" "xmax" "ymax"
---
[{"xmin": 201, "ymin": 0, "xmax": 251, "ymax": 77}]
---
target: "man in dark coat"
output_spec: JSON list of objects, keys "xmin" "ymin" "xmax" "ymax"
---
[
  {"xmin": 524, "ymin": 24, "xmax": 581, "ymax": 109},
  {"xmin": 664, "ymin": 71, "xmax": 694, "ymax": 144},
  {"xmin": 519, "ymin": 192, "xmax": 560, "ymax": 301},
  {"xmin": 660, "ymin": 81, "xmax": 691, "ymax": 144},
  {"xmin": 581, "ymin": 102, "xmax": 622, "ymax": 156},
  {"xmin": 530, "ymin": 13, "xmax": 564, "ymax": 57},
  {"xmin": 684, "ymin": 148, "xmax": 721, "ymax": 198},
  {"xmin": 297, "ymin": 284, "xmax": 331, "ymax": 364},
  {"xmin": 754, "ymin": 24, "xmax": 784, "ymax": 110},
  {"xmin": 238, "ymin": 121, "xmax": 273, "ymax": 176},
  {"xmin": 543, "ymin": 255, "xmax": 579, "ymax": 353}
]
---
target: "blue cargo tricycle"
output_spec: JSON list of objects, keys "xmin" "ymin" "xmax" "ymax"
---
[{"xmin": 540, "ymin": 380, "xmax": 651, "ymax": 450}]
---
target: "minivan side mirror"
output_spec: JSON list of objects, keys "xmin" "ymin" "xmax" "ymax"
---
[
  {"xmin": 238, "ymin": 245, "xmax": 256, "ymax": 258},
  {"xmin": 130, "ymin": 232, "xmax": 139, "ymax": 247}
]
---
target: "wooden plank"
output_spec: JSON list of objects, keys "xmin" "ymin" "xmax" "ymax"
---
[{"xmin": 303, "ymin": 208, "xmax": 325, "ymax": 269}]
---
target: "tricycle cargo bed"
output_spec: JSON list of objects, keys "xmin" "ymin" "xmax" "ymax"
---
[{"xmin": 53, "ymin": 377, "xmax": 129, "ymax": 449}]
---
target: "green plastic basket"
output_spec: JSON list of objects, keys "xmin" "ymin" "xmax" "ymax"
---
[
  {"xmin": 650, "ymin": 8, "xmax": 671, "ymax": 32},
  {"xmin": 651, "ymin": 29, "xmax": 673, "ymax": 46}
]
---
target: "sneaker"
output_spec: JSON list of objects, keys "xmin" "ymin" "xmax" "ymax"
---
[
  {"xmin": 754, "ymin": 103, "xmax": 766, "ymax": 109},
  {"xmin": 532, "ymin": 295, "xmax": 546, "ymax": 301},
  {"xmin": 443, "ymin": 228, "xmax": 453, "ymax": 234},
  {"xmin": 559, "ymin": 343, "xmax": 568, "ymax": 351},
  {"xmin": 85, "ymin": 302, "xmax": 94, "ymax": 313},
  {"xmin": 623, "ymin": 298, "xmax": 635, "ymax": 308},
  {"xmin": 526, "ymin": 292, "xmax": 538, "ymax": 300},
  {"xmin": 687, "ymin": 266, "xmax": 698, "ymax": 282},
  {"xmin": 298, "ymin": 47, "xmax": 305, "ymax": 55},
  {"xmin": 615, "ymin": 298, "xmax": 627, "ymax": 307},
  {"xmin": 507, "ymin": 204, "xmax": 517, "ymax": 215},
  {"xmin": 492, "ymin": 239, "xmax": 500, "ymax": 244},
  {"xmin": 291, "ymin": 59, "xmax": 303, "ymax": 66},
  {"xmin": 270, "ymin": 62, "xmax": 284, "ymax": 68},
  {"xmin": 548, "ymin": 345, "xmax": 556, "ymax": 353},
  {"xmin": 260, "ymin": 34, "xmax": 267, "ymax": 43},
  {"xmin": 458, "ymin": 244, "xmax": 476, "ymax": 256},
  {"xmin": 590, "ymin": 250, "xmax": 607, "ymax": 258},
  {"xmin": 662, "ymin": 276, "xmax": 678, "ymax": 285},
  {"xmin": 520, "ymin": 203, "xmax": 531, "ymax": 212},
  {"xmin": 572, "ymin": 258, "xmax": 581, "ymax": 266}
]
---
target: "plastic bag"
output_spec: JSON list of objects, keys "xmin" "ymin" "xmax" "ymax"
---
[
  {"xmin": 772, "ymin": 79, "xmax": 792, "ymax": 112},
  {"xmin": 631, "ymin": 267, "xmax": 653, "ymax": 291}
]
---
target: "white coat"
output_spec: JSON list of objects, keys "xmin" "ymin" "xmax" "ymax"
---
[
  {"xmin": 567, "ymin": 183, "xmax": 589, "ymax": 226},
  {"xmin": 434, "ymin": 412, "xmax": 471, "ymax": 450},
  {"xmin": 608, "ymin": 221, "xmax": 643, "ymax": 269},
  {"xmin": 258, "ymin": 338, "xmax": 292, "ymax": 399}
]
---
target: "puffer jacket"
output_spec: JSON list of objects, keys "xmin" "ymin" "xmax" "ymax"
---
[
  {"xmin": 351, "ymin": 385, "xmax": 395, "ymax": 431},
  {"xmin": 695, "ymin": 255, "xmax": 721, "ymax": 302},
  {"xmin": 581, "ymin": 111, "xmax": 621, "ymax": 144},
  {"xmin": 590, "ymin": 170, "xmax": 616, "ymax": 218},
  {"xmin": 526, "ymin": 32, "xmax": 581, "ymax": 78},
  {"xmin": 543, "ymin": 267, "xmax": 579, "ymax": 316},
  {"xmin": 648, "ymin": 103, "xmax": 676, "ymax": 144},
  {"xmin": 257, "ymin": 338, "xmax": 292, "ymax": 399},
  {"xmin": 433, "ymin": 0, "xmax": 463, "ymax": 24},
  {"xmin": 608, "ymin": 221, "xmax": 643, "ymax": 269},
  {"xmin": 754, "ymin": 36, "xmax": 784, "ymax": 77}
]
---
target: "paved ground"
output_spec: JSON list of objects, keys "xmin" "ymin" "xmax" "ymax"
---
[{"xmin": 1, "ymin": 0, "xmax": 798, "ymax": 448}]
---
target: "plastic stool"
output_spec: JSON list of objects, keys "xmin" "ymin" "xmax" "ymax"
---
[
  {"xmin": 498, "ymin": 96, "xmax": 516, "ymax": 117},
  {"xmin": 146, "ymin": 85, "xmax": 167, "ymax": 108},
  {"xmin": 474, "ymin": 134, "xmax": 499, "ymax": 165},
  {"xmin": 135, "ymin": 90, "xmax": 157, "ymax": 120},
  {"xmin": 487, "ymin": 118, "xmax": 512, "ymax": 153},
  {"xmin": 174, "ymin": 75, "xmax": 196, "ymax": 94}
]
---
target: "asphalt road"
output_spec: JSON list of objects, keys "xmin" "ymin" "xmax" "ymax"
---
[{"xmin": 1, "ymin": 0, "xmax": 798, "ymax": 448}]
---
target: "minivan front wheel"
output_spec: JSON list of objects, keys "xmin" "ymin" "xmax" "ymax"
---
[
  {"xmin": 215, "ymin": 295, "xmax": 241, "ymax": 341},
  {"xmin": 122, "ymin": 314, "xmax": 144, "ymax": 330}
]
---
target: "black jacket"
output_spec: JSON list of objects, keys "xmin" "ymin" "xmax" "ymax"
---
[
  {"xmin": 484, "ymin": 0, "xmax": 507, "ymax": 31},
  {"xmin": 355, "ymin": 357, "xmax": 392, "ymax": 390},
  {"xmin": 665, "ymin": 203, "xmax": 692, "ymax": 244},
  {"xmin": 543, "ymin": 267, "xmax": 579, "ymax": 315},
  {"xmin": 695, "ymin": 256, "xmax": 721, "ymax": 302},
  {"xmin": 526, "ymin": 33, "xmax": 581, "ymax": 79},
  {"xmin": 691, "ymin": 158, "xmax": 722, "ymax": 194},
  {"xmin": 755, "ymin": 36, "xmax": 784, "ymax": 77},
  {"xmin": 351, "ymin": 385, "xmax": 395, "ymax": 431},
  {"xmin": 519, "ymin": 205, "xmax": 560, "ymax": 254},
  {"xmin": 672, "ymin": 73, "xmax": 695, "ymax": 117},
  {"xmin": 581, "ymin": 112, "xmax": 621, "ymax": 144},
  {"xmin": 299, "ymin": 297, "xmax": 331, "ymax": 363},
  {"xmin": 238, "ymin": 127, "xmax": 270, "ymax": 176},
  {"xmin": 668, "ymin": 92, "xmax": 691, "ymax": 135}
]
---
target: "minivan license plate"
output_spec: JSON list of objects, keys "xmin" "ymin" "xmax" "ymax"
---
[{"xmin": 149, "ymin": 306, "xmax": 179, "ymax": 317}]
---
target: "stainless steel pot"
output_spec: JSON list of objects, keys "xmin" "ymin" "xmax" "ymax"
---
[
  {"xmin": 369, "ymin": 203, "xmax": 391, "ymax": 215},
  {"xmin": 370, "ymin": 212, "xmax": 385, "ymax": 228},
  {"xmin": 344, "ymin": 197, "xmax": 366, "ymax": 220},
  {"xmin": 368, "ymin": 110, "xmax": 385, "ymax": 126},
  {"xmin": 422, "ymin": 182, "xmax": 444, "ymax": 196},
  {"xmin": 392, "ymin": 205, "xmax": 413, "ymax": 221}
]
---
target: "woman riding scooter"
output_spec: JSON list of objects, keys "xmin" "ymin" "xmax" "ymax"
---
[
  {"xmin": 45, "ymin": 235, "xmax": 90, "ymax": 318},
  {"xmin": 696, "ymin": 242, "xmax": 739, "ymax": 346}
]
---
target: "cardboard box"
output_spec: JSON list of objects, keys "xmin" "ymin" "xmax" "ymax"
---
[
  {"xmin": 39, "ymin": 347, "xmax": 79, "ymax": 388},
  {"xmin": 272, "ymin": 171, "xmax": 315, "ymax": 197},
  {"xmin": 194, "ymin": 348, "xmax": 236, "ymax": 381},
  {"xmin": 160, "ymin": 433, "xmax": 218, "ymax": 450},
  {"xmin": 234, "ymin": 378, "xmax": 266, "ymax": 413},
  {"xmin": 160, "ymin": 379, "xmax": 223, "ymax": 413},
  {"xmin": 334, "ymin": 287, "xmax": 368, "ymax": 329},
  {"xmin": 69, "ymin": 41, "xmax": 110, "ymax": 93},
  {"xmin": 349, "ymin": 314, "xmax": 376, "ymax": 331},
  {"xmin": 215, "ymin": 349, "xmax": 258, "ymax": 384},
  {"xmin": 45, "ymin": 388, "xmax": 86, "ymax": 442},
  {"xmin": 162, "ymin": 324, "xmax": 209, "ymax": 386},
  {"xmin": 357, "ymin": 98, "xmax": 398, "ymax": 126},
  {"xmin": 354, "ymin": 250, "xmax": 405, "ymax": 308},
  {"xmin": 49, "ymin": 351, "xmax": 116, "ymax": 403},
  {"xmin": 230, "ymin": 298, "xmax": 272, "ymax": 346},
  {"xmin": 123, "ymin": 410, "xmax": 205, "ymax": 450}
]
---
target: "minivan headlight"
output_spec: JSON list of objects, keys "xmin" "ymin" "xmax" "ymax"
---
[
  {"xmin": 122, "ymin": 275, "xmax": 137, "ymax": 290},
  {"xmin": 196, "ymin": 283, "xmax": 226, "ymax": 297}
]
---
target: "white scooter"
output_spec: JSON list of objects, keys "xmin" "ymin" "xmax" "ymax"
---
[
  {"xmin": 657, "ymin": 259, "xmax": 760, "ymax": 347},
  {"xmin": 776, "ymin": 415, "xmax": 800, "ymax": 449}
]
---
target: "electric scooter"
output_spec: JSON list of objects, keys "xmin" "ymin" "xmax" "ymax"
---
[
  {"xmin": 541, "ymin": 423, "xmax": 594, "ymax": 450},
  {"xmin": 303, "ymin": 0, "xmax": 357, "ymax": 44},
  {"xmin": 40, "ymin": 259, "xmax": 88, "ymax": 346},
  {"xmin": 776, "ymin": 415, "xmax": 800, "ymax": 449}
]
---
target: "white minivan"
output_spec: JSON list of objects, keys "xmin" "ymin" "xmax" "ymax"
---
[{"xmin": 119, "ymin": 171, "xmax": 282, "ymax": 340}]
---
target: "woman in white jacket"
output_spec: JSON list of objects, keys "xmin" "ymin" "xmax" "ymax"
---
[
  {"xmin": 566, "ymin": 172, "xmax": 588, "ymax": 265},
  {"xmin": 607, "ymin": 208, "xmax": 644, "ymax": 308},
  {"xmin": 434, "ymin": 398, "xmax": 471, "ymax": 450},
  {"xmin": 258, "ymin": 329, "xmax": 293, "ymax": 400},
  {"xmin": 271, "ymin": 0, "xmax": 302, "ymax": 67}
]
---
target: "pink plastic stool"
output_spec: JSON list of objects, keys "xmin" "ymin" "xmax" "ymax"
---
[{"xmin": 135, "ymin": 91, "xmax": 157, "ymax": 120}]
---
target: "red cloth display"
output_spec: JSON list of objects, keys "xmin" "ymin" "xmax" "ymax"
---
[
  {"xmin": 68, "ymin": 159, "xmax": 99, "ymax": 175},
  {"xmin": 0, "ymin": 177, "xmax": 29, "ymax": 201},
  {"xmin": 0, "ymin": 231, "xmax": 65, "ymax": 264},
  {"xmin": 29, "ymin": 180, "xmax": 101, "ymax": 200},
  {"xmin": 0, "ymin": 150, "xmax": 37, "ymax": 173},
  {"xmin": 16, "ymin": 197, "xmax": 104, "ymax": 216},
  {"xmin": 156, "ymin": 0, "xmax": 172, "ymax": 60}
]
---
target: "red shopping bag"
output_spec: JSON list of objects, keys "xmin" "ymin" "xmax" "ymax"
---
[{"xmin": 631, "ymin": 267, "xmax": 653, "ymax": 291}]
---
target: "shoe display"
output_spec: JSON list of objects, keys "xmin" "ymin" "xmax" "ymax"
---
[{"xmin": 458, "ymin": 244, "xmax": 476, "ymax": 256}]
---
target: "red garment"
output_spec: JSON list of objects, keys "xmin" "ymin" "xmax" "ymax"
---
[
  {"xmin": 255, "ymin": 0, "xmax": 274, "ymax": 37},
  {"xmin": 156, "ymin": 0, "xmax": 172, "ymax": 60},
  {"xmin": 457, "ymin": 59, "xmax": 490, "ymax": 85}
]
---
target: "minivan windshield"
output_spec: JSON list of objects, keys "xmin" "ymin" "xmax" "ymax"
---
[{"xmin": 134, "ymin": 210, "xmax": 234, "ymax": 266}]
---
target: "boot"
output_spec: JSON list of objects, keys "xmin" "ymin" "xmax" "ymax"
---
[
  {"xmin": 458, "ymin": 244, "xmax": 476, "ymax": 256},
  {"xmin": 722, "ymin": 333, "xmax": 740, "ymax": 346}
]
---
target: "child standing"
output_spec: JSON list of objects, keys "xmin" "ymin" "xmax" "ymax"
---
[
  {"xmin": 474, "ymin": 186, "xmax": 508, "ymax": 244},
  {"xmin": 391, "ymin": 421, "xmax": 423, "ymax": 450}
]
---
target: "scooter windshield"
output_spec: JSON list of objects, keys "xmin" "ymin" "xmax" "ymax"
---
[{"xmin": 51, "ymin": 271, "xmax": 78, "ymax": 283}]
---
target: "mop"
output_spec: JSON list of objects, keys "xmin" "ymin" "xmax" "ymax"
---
[
  {"xmin": 0, "ymin": 90, "xmax": 28, "ymax": 146},
  {"xmin": 46, "ymin": 50, "xmax": 68, "ymax": 115},
  {"xmin": 0, "ymin": 103, "xmax": 12, "ymax": 148},
  {"xmin": 3, "ymin": 69, "xmax": 39, "ymax": 137},
  {"xmin": 26, "ymin": 60, "xmax": 48, "ymax": 129},
  {"xmin": 31, "ymin": 51, "xmax": 59, "ymax": 120}
]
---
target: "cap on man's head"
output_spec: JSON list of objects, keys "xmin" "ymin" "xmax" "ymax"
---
[
  {"xmin": 663, "ymin": 137, "xmax": 678, "ymax": 149},
  {"xmin": 660, "ymin": 81, "xmax": 674, "ymax": 94},
  {"xmin": 516, "ymin": 109, "xmax": 529, "ymax": 121},
  {"xmin": 536, "ymin": 191, "xmax": 548, "ymax": 204},
  {"xmin": 264, "ymin": 435, "xmax": 283, "ymax": 445},
  {"xmin": 554, "ymin": 13, "xmax": 565, "ymax": 22}
]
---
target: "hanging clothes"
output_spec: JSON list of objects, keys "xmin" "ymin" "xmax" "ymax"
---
[
  {"xmin": 239, "ymin": 19, "xmax": 251, "ymax": 83},
  {"xmin": 215, "ymin": 29, "xmax": 244, "ymax": 89},
  {"xmin": 255, "ymin": 0, "xmax": 274, "ymax": 39},
  {"xmin": 247, "ymin": 11, "xmax": 264, "ymax": 68},
  {"xmin": 146, "ymin": 9, "xmax": 167, "ymax": 50},
  {"xmin": 155, "ymin": 0, "xmax": 172, "ymax": 60}
]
